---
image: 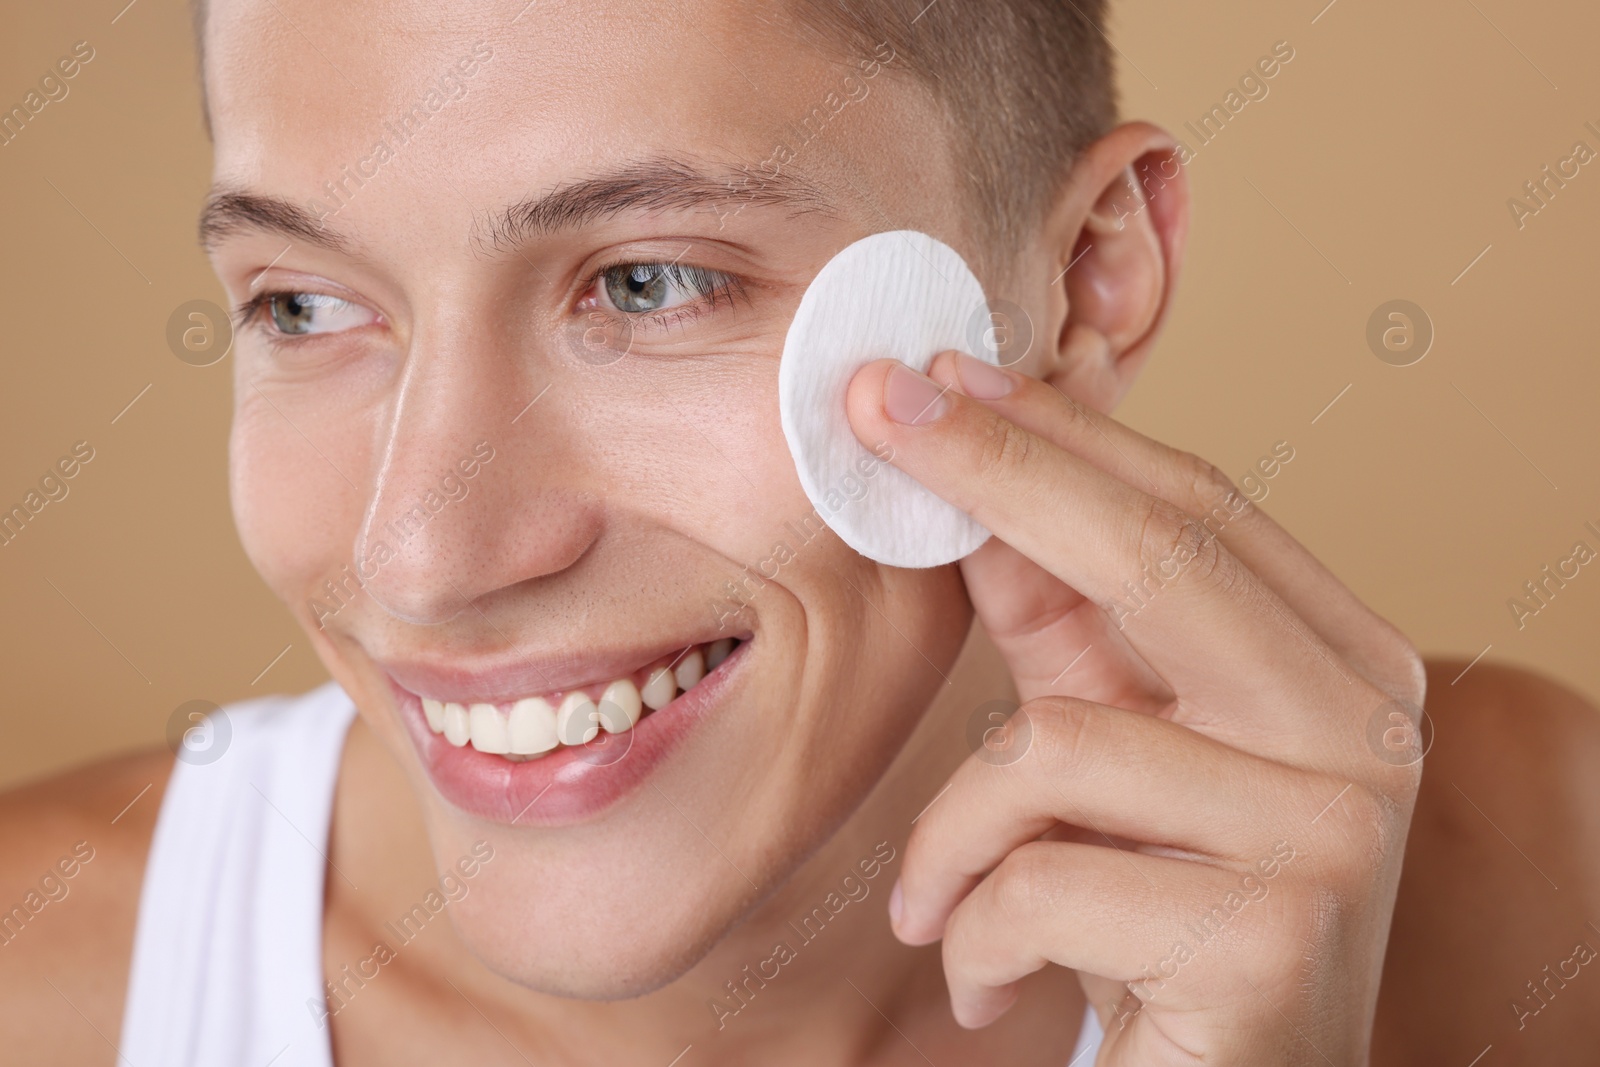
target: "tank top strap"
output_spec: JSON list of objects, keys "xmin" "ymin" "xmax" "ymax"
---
[
  {"xmin": 120, "ymin": 681, "xmax": 356, "ymax": 1067},
  {"xmin": 1068, "ymin": 1001, "xmax": 1104, "ymax": 1063}
]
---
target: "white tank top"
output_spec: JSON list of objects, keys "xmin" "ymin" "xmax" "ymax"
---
[{"xmin": 120, "ymin": 682, "xmax": 1103, "ymax": 1063}]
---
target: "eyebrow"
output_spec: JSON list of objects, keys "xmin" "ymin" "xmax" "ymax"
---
[
  {"xmin": 480, "ymin": 157, "xmax": 836, "ymax": 251},
  {"xmin": 198, "ymin": 190, "xmax": 353, "ymax": 254},
  {"xmin": 198, "ymin": 157, "xmax": 836, "ymax": 257}
]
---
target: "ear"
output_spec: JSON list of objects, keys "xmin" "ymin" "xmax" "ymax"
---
[{"xmin": 1030, "ymin": 121, "xmax": 1190, "ymax": 413}]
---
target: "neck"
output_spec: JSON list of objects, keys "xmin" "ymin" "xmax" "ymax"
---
[{"xmin": 327, "ymin": 623, "xmax": 1086, "ymax": 1064}]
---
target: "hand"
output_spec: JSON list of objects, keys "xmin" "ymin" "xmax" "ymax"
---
[{"xmin": 846, "ymin": 351, "xmax": 1426, "ymax": 1065}]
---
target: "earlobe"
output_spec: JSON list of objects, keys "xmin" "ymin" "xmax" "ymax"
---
[
  {"xmin": 1040, "ymin": 124, "xmax": 1191, "ymax": 413},
  {"xmin": 1050, "ymin": 321, "xmax": 1121, "ymax": 414}
]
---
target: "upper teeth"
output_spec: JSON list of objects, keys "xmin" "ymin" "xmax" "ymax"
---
[
  {"xmin": 420, "ymin": 638, "xmax": 737, "ymax": 759},
  {"xmin": 599, "ymin": 678, "xmax": 643, "ymax": 730},
  {"xmin": 674, "ymin": 647, "xmax": 705, "ymax": 691},
  {"xmin": 640, "ymin": 666, "xmax": 675, "ymax": 710},
  {"xmin": 556, "ymin": 692, "xmax": 600, "ymax": 746}
]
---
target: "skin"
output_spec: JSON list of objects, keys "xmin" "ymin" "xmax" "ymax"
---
[{"xmin": 1, "ymin": 0, "xmax": 1599, "ymax": 1062}]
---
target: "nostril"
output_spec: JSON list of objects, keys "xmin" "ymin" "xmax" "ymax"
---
[
  {"xmin": 309, "ymin": 559, "xmax": 475, "ymax": 630},
  {"xmin": 367, "ymin": 580, "xmax": 476, "ymax": 628}
]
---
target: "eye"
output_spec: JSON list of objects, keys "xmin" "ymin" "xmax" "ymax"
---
[
  {"xmin": 258, "ymin": 292, "xmax": 377, "ymax": 336},
  {"xmin": 596, "ymin": 262, "xmax": 738, "ymax": 315}
]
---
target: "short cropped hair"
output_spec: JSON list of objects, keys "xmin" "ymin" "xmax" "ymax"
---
[
  {"xmin": 789, "ymin": 0, "xmax": 1118, "ymax": 258},
  {"xmin": 191, "ymin": 0, "xmax": 1117, "ymax": 260}
]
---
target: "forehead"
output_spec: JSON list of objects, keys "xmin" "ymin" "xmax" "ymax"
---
[{"xmin": 201, "ymin": 0, "xmax": 959, "ymax": 243}]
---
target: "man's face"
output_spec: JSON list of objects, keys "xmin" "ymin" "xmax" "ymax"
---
[{"xmin": 205, "ymin": 0, "xmax": 987, "ymax": 994}]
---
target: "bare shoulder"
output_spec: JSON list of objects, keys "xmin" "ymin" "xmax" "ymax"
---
[
  {"xmin": 0, "ymin": 746, "xmax": 174, "ymax": 1064},
  {"xmin": 1374, "ymin": 657, "xmax": 1600, "ymax": 1065}
]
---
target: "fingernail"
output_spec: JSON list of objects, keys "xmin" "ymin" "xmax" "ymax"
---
[
  {"xmin": 954, "ymin": 351, "xmax": 1015, "ymax": 399},
  {"xmin": 888, "ymin": 879, "xmax": 904, "ymax": 927},
  {"xmin": 884, "ymin": 363, "xmax": 950, "ymax": 425}
]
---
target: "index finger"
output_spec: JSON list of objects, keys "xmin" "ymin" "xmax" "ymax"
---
[
  {"xmin": 924, "ymin": 350, "xmax": 1422, "ymax": 706},
  {"xmin": 845, "ymin": 358, "xmax": 1363, "ymax": 722}
]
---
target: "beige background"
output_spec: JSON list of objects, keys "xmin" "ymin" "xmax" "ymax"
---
[{"xmin": 2, "ymin": 0, "xmax": 1596, "ymax": 789}]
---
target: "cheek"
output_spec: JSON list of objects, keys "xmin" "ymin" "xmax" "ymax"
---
[
  {"xmin": 573, "ymin": 350, "xmax": 816, "ymax": 590},
  {"xmin": 229, "ymin": 391, "xmax": 373, "ymax": 604},
  {"xmin": 593, "ymin": 349, "xmax": 972, "ymax": 661},
  {"xmin": 580, "ymin": 346, "xmax": 970, "ymax": 737}
]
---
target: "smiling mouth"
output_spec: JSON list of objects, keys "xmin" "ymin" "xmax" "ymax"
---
[{"xmin": 413, "ymin": 637, "xmax": 741, "ymax": 760}]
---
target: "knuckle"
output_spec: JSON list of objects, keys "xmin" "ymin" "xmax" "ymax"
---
[
  {"xmin": 1251, "ymin": 888, "xmax": 1326, "ymax": 992},
  {"xmin": 1214, "ymin": 852, "xmax": 1343, "ymax": 996},
  {"xmin": 1381, "ymin": 626, "xmax": 1428, "ymax": 708},
  {"xmin": 1175, "ymin": 449, "xmax": 1239, "ymax": 515},
  {"xmin": 1348, "ymin": 611, "xmax": 1429, "ymax": 707},
  {"xmin": 989, "ymin": 841, "xmax": 1069, "ymax": 925},
  {"xmin": 940, "ymin": 902, "xmax": 999, "ymax": 991},
  {"xmin": 1132, "ymin": 496, "xmax": 1186, "ymax": 569},
  {"xmin": 1381, "ymin": 741, "xmax": 1427, "ymax": 801},
  {"xmin": 975, "ymin": 416, "xmax": 1036, "ymax": 482},
  {"xmin": 1021, "ymin": 696, "xmax": 1099, "ymax": 778},
  {"xmin": 1132, "ymin": 496, "xmax": 1233, "ymax": 594},
  {"xmin": 1339, "ymin": 783, "xmax": 1395, "ymax": 850},
  {"xmin": 1306, "ymin": 778, "xmax": 1402, "ymax": 878}
]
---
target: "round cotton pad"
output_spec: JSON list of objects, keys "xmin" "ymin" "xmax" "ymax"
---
[{"xmin": 779, "ymin": 230, "xmax": 999, "ymax": 569}]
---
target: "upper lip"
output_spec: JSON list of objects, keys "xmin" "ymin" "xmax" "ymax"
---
[{"xmin": 376, "ymin": 632, "xmax": 746, "ymax": 705}]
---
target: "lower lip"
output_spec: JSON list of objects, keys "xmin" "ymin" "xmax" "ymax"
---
[{"xmin": 391, "ymin": 642, "xmax": 748, "ymax": 827}]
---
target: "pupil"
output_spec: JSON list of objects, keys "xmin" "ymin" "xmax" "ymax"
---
[
  {"xmin": 607, "ymin": 265, "xmax": 668, "ymax": 312},
  {"xmin": 271, "ymin": 293, "xmax": 316, "ymax": 334}
]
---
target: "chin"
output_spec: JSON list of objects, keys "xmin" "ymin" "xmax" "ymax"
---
[{"xmin": 450, "ymin": 885, "xmax": 748, "ymax": 1000}]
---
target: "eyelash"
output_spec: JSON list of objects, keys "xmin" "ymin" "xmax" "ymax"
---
[
  {"xmin": 232, "ymin": 292, "xmax": 280, "ymax": 332},
  {"xmin": 233, "ymin": 260, "xmax": 748, "ymax": 343},
  {"xmin": 585, "ymin": 259, "xmax": 748, "ymax": 331},
  {"xmin": 232, "ymin": 291, "xmax": 357, "ymax": 342}
]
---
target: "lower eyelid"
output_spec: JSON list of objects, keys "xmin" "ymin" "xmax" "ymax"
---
[
  {"xmin": 645, "ymin": 282, "xmax": 743, "ymax": 326},
  {"xmin": 641, "ymin": 305, "xmax": 707, "ymax": 330}
]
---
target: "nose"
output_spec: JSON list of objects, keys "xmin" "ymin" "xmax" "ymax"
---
[{"xmin": 352, "ymin": 320, "xmax": 601, "ymax": 624}]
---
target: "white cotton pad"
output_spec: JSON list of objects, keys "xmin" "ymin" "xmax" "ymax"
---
[{"xmin": 778, "ymin": 230, "xmax": 999, "ymax": 569}]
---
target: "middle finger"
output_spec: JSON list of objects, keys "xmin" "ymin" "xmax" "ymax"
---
[{"xmin": 894, "ymin": 694, "xmax": 1308, "ymax": 946}]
